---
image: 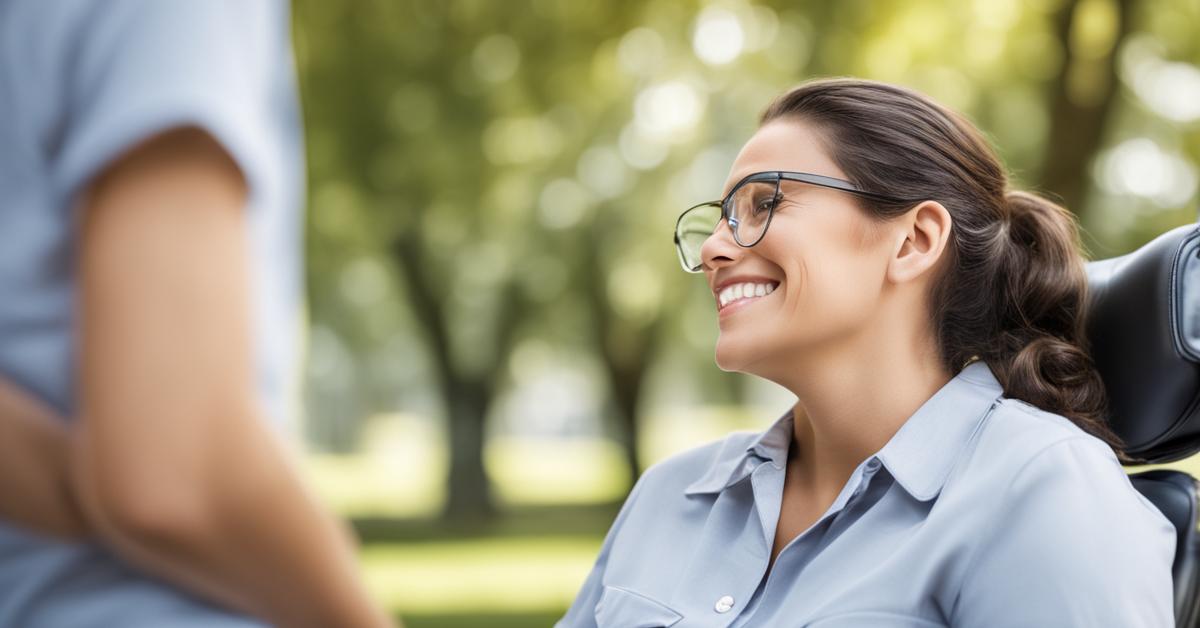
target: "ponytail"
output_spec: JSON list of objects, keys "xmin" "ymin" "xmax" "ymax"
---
[{"xmin": 987, "ymin": 191, "xmax": 1131, "ymax": 462}]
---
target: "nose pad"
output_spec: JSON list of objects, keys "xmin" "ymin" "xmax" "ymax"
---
[{"xmin": 700, "ymin": 218, "xmax": 742, "ymax": 270}]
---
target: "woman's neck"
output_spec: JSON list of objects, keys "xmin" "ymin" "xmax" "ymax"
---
[{"xmin": 774, "ymin": 328, "xmax": 952, "ymax": 499}]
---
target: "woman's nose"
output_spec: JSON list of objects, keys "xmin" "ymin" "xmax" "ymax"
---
[{"xmin": 700, "ymin": 219, "xmax": 742, "ymax": 271}]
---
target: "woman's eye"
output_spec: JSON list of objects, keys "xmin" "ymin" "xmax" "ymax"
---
[{"xmin": 751, "ymin": 192, "xmax": 783, "ymax": 216}]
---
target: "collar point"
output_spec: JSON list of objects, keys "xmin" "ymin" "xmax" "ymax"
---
[
  {"xmin": 909, "ymin": 486, "xmax": 943, "ymax": 502},
  {"xmin": 683, "ymin": 483, "xmax": 719, "ymax": 497}
]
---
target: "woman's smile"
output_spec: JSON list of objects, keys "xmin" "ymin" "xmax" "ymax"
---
[{"xmin": 713, "ymin": 276, "xmax": 782, "ymax": 316}]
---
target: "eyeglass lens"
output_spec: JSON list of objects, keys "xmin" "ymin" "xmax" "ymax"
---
[
  {"xmin": 674, "ymin": 177, "xmax": 780, "ymax": 271},
  {"xmin": 727, "ymin": 180, "xmax": 779, "ymax": 246}
]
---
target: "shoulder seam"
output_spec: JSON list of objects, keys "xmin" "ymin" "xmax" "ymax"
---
[{"xmin": 996, "ymin": 398, "xmax": 1088, "ymax": 438}]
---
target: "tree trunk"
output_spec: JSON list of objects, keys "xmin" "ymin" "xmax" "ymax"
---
[
  {"xmin": 582, "ymin": 232, "xmax": 662, "ymax": 484},
  {"xmin": 609, "ymin": 358, "xmax": 646, "ymax": 483},
  {"xmin": 390, "ymin": 234, "xmax": 498, "ymax": 521},
  {"xmin": 1037, "ymin": 0, "xmax": 1135, "ymax": 215},
  {"xmin": 442, "ymin": 377, "xmax": 494, "ymax": 520}
]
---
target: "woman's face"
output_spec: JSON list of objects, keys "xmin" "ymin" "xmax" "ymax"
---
[{"xmin": 700, "ymin": 119, "xmax": 899, "ymax": 379}]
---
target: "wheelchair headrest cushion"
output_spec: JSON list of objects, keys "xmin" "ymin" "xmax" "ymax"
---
[{"xmin": 1086, "ymin": 223, "xmax": 1200, "ymax": 463}]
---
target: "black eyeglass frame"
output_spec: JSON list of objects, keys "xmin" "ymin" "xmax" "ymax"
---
[{"xmin": 672, "ymin": 170, "xmax": 919, "ymax": 272}]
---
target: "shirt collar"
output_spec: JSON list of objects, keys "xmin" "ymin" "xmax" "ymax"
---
[
  {"xmin": 682, "ymin": 409, "xmax": 795, "ymax": 496},
  {"xmin": 683, "ymin": 360, "xmax": 1005, "ymax": 501}
]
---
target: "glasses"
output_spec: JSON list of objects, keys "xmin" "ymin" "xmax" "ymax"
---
[{"xmin": 673, "ymin": 170, "xmax": 916, "ymax": 272}]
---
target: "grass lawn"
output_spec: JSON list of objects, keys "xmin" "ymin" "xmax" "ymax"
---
[{"xmin": 351, "ymin": 505, "xmax": 615, "ymax": 627}]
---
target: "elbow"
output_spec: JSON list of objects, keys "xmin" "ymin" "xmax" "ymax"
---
[
  {"xmin": 70, "ymin": 424, "xmax": 234, "ymax": 552},
  {"xmin": 78, "ymin": 465, "xmax": 219, "ymax": 551},
  {"xmin": 70, "ymin": 398, "xmax": 275, "ymax": 551}
]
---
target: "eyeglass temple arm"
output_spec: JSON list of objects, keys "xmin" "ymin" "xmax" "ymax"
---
[{"xmin": 776, "ymin": 172, "xmax": 914, "ymax": 203}]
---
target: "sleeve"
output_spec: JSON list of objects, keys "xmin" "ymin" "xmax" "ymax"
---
[
  {"xmin": 555, "ymin": 474, "xmax": 649, "ymax": 628},
  {"xmin": 49, "ymin": 1, "xmax": 292, "ymax": 211},
  {"xmin": 950, "ymin": 437, "xmax": 1177, "ymax": 628}
]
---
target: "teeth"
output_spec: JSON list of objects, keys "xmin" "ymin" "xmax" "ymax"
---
[{"xmin": 716, "ymin": 281, "xmax": 780, "ymax": 309}]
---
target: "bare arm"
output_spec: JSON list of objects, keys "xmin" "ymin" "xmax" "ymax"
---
[
  {"xmin": 0, "ymin": 379, "xmax": 87, "ymax": 539},
  {"xmin": 71, "ymin": 127, "xmax": 394, "ymax": 628}
]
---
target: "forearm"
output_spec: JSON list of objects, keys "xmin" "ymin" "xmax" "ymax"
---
[
  {"xmin": 0, "ymin": 379, "xmax": 89, "ymax": 539},
  {"xmin": 75, "ymin": 409, "xmax": 393, "ymax": 628}
]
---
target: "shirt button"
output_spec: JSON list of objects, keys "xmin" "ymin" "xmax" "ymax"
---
[
  {"xmin": 714, "ymin": 595, "xmax": 735, "ymax": 613},
  {"xmin": 866, "ymin": 458, "xmax": 881, "ymax": 472}
]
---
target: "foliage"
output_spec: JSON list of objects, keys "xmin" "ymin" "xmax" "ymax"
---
[{"xmin": 293, "ymin": 0, "xmax": 1199, "ymax": 517}]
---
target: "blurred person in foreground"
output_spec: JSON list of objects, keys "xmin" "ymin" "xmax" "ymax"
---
[
  {"xmin": 559, "ymin": 78, "xmax": 1175, "ymax": 627},
  {"xmin": 0, "ymin": 2, "xmax": 394, "ymax": 627}
]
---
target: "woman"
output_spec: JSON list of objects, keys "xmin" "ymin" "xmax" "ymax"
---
[
  {"xmin": 558, "ymin": 78, "xmax": 1176, "ymax": 627},
  {"xmin": 0, "ymin": 2, "xmax": 393, "ymax": 627}
]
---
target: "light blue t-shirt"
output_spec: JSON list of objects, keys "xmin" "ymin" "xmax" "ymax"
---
[
  {"xmin": 0, "ymin": 2, "xmax": 302, "ymax": 625},
  {"xmin": 559, "ymin": 360, "xmax": 1177, "ymax": 627}
]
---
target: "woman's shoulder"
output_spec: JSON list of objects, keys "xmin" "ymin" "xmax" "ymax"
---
[
  {"xmin": 962, "ymin": 397, "xmax": 1170, "ymax": 526},
  {"xmin": 949, "ymin": 398, "xmax": 1177, "ymax": 626}
]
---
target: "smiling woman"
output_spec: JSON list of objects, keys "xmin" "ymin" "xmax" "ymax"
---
[{"xmin": 557, "ymin": 77, "xmax": 1176, "ymax": 627}]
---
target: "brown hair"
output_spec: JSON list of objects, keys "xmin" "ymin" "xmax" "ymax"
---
[{"xmin": 760, "ymin": 77, "xmax": 1131, "ymax": 462}]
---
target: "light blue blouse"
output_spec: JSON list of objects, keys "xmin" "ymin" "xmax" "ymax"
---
[{"xmin": 558, "ymin": 360, "xmax": 1176, "ymax": 627}]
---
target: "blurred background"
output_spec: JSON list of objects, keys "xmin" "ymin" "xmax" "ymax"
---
[{"xmin": 287, "ymin": 0, "xmax": 1200, "ymax": 625}]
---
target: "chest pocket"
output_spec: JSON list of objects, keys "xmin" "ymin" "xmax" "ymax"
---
[
  {"xmin": 804, "ymin": 611, "xmax": 946, "ymax": 627},
  {"xmin": 594, "ymin": 585, "xmax": 683, "ymax": 628}
]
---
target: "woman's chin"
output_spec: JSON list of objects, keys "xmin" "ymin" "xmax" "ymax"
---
[
  {"xmin": 713, "ymin": 338, "xmax": 754, "ymax": 373},
  {"xmin": 714, "ymin": 331, "xmax": 790, "ymax": 377}
]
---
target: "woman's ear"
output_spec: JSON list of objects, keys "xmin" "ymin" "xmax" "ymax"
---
[{"xmin": 887, "ymin": 200, "xmax": 952, "ymax": 284}]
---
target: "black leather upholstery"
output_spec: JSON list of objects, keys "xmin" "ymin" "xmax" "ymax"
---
[
  {"xmin": 1087, "ymin": 224, "xmax": 1200, "ymax": 462},
  {"xmin": 1085, "ymin": 223, "xmax": 1200, "ymax": 626}
]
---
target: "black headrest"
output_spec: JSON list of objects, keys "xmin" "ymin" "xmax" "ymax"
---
[{"xmin": 1087, "ymin": 223, "xmax": 1200, "ymax": 463}]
